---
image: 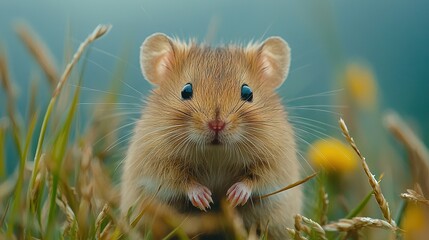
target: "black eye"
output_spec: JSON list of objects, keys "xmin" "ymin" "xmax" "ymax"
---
[
  {"xmin": 241, "ymin": 84, "xmax": 253, "ymax": 102},
  {"xmin": 181, "ymin": 83, "xmax": 193, "ymax": 100}
]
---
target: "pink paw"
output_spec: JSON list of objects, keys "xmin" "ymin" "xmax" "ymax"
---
[
  {"xmin": 187, "ymin": 184, "xmax": 213, "ymax": 211},
  {"xmin": 226, "ymin": 182, "xmax": 252, "ymax": 207}
]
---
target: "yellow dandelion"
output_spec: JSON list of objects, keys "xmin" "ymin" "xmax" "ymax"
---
[
  {"xmin": 308, "ymin": 139, "xmax": 358, "ymax": 173},
  {"xmin": 344, "ymin": 63, "xmax": 378, "ymax": 108},
  {"xmin": 402, "ymin": 203, "xmax": 429, "ymax": 240}
]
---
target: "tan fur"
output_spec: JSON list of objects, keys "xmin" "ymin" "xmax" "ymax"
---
[{"xmin": 121, "ymin": 33, "xmax": 302, "ymax": 239}]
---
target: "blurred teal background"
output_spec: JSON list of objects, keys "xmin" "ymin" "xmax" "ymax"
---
[{"xmin": 1, "ymin": 0, "xmax": 428, "ymax": 173}]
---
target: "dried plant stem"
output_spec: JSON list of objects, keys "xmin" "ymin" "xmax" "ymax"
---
[
  {"xmin": 222, "ymin": 200, "xmax": 247, "ymax": 240},
  {"xmin": 324, "ymin": 217, "xmax": 395, "ymax": 232},
  {"xmin": 384, "ymin": 112, "xmax": 429, "ymax": 197},
  {"xmin": 339, "ymin": 118, "xmax": 394, "ymax": 226},
  {"xmin": 55, "ymin": 192, "xmax": 76, "ymax": 236},
  {"xmin": 26, "ymin": 24, "xmax": 111, "ymax": 227},
  {"xmin": 400, "ymin": 189, "xmax": 429, "ymax": 206},
  {"xmin": 0, "ymin": 51, "xmax": 22, "ymax": 154},
  {"xmin": 258, "ymin": 172, "xmax": 317, "ymax": 199},
  {"xmin": 96, "ymin": 204, "xmax": 110, "ymax": 239},
  {"xmin": 0, "ymin": 119, "xmax": 7, "ymax": 179},
  {"xmin": 15, "ymin": 23, "xmax": 59, "ymax": 89},
  {"xmin": 319, "ymin": 187, "xmax": 329, "ymax": 225},
  {"xmin": 293, "ymin": 215, "xmax": 308, "ymax": 240},
  {"xmin": 300, "ymin": 215, "xmax": 327, "ymax": 240}
]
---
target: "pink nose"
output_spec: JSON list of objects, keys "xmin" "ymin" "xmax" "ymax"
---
[{"xmin": 208, "ymin": 120, "xmax": 225, "ymax": 133}]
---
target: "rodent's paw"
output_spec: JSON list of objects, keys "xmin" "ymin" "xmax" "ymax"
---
[
  {"xmin": 187, "ymin": 184, "xmax": 213, "ymax": 211},
  {"xmin": 226, "ymin": 182, "xmax": 252, "ymax": 207}
]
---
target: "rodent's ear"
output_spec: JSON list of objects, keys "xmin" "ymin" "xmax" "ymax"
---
[
  {"xmin": 257, "ymin": 37, "xmax": 291, "ymax": 88},
  {"xmin": 140, "ymin": 33, "xmax": 175, "ymax": 85}
]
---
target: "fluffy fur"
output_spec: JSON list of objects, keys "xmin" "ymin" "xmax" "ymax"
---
[{"xmin": 121, "ymin": 33, "xmax": 302, "ymax": 239}]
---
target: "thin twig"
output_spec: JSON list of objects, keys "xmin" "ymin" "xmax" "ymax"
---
[
  {"xmin": 15, "ymin": 23, "xmax": 59, "ymax": 89},
  {"xmin": 27, "ymin": 24, "xmax": 111, "ymax": 209},
  {"xmin": 384, "ymin": 112, "xmax": 429, "ymax": 197},
  {"xmin": 96, "ymin": 203, "xmax": 110, "ymax": 239},
  {"xmin": 339, "ymin": 118, "xmax": 394, "ymax": 226},
  {"xmin": 301, "ymin": 215, "xmax": 327, "ymax": 240},
  {"xmin": 258, "ymin": 172, "xmax": 317, "ymax": 199},
  {"xmin": 324, "ymin": 217, "xmax": 395, "ymax": 232},
  {"xmin": 400, "ymin": 189, "xmax": 429, "ymax": 206}
]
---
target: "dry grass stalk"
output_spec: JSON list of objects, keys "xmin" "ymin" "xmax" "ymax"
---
[
  {"xmin": 401, "ymin": 189, "xmax": 429, "ymax": 206},
  {"xmin": 15, "ymin": 23, "xmax": 59, "ymax": 89},
  {"xmin": 247, "ymin": 224, "xmax": 258, "ymax": 240},
  {"xmin": 0, "ymin": 118, "xmax": 9, "ymax": 179},
  {"xmin": 0, "ymin": 51, "xmax": 14, "ymax": 95},
  {"xmin": 293, "ymin": 214, "xmax": 308, "ymax": 240},
  {"xmin": 0, "ymin": 170, "xmax": 16, "ymax": 202},
  {"xmin": 53, "ymin": 24, "xmax": 111, "ymax": 98},
  {"xmin": 28, "ymin": 24, "xmax": 111, "ymax": 208},
  {"xmin": 222, "ymin": 200, "xmax": 248, "ymax": 240},
  {"xmin": 324, "ymin": 217, "xmax": 395, "ymax": 232},
  {"xmin": 301, "ymin": 215, "xmax": 327, "ymax": 240},
  {"xmin": 384, "ymin": 112, "xmax": 429, "ymax": 197},
  {"xmin": 0, "ymin": 51, "xmax": 20, "ymax": 138},
  {"xmin": 30, "ymin": 154, "xmax": 46, "ymax": 205},
  {"xmin": 90, "ymin": 159, "xmax": 119, "ymax": 206},
  {"xmin": 339, "ymin": 118, "xmax": 394, "ymax": 226},
  {"xmin": 287, "ymin": 228, "xmax": 296, "ymax": 239},
  {"xmin": 319, "ymin": 187, "xmax": 329, "ymax": 225},
  {"xmin": 259, "ymin": 172, "xmax": 317, "ymax": 199},
  {"xmin": 55, "ymin": 191, "xmax": 76, "ymax": 237},
  {"xmin": 99, "ymin": 221, "xmax": 113, "ymax": 240},
  {"xmin": 95, "ymin": 203, "xmax": 110, "ymax": 239}
]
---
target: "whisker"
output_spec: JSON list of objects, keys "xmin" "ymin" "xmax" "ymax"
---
[
  {"xmin": 96, "ymin": 111, "xmax": 142, "ymax": 120},
  {"xmin": 83, "ymin": 57, "xmax": 145, "ymax": 97},
  {"xmin": 285, "ymin": 89, "xmax": 343, "ymax": 104},
  {"xmin": 72, "ymin": 38, "xmax": 141, "ymax": 72},
  {"xmin": 94, "ymin": 121, "xmax": 137, "ymax": 146},
  {"xmin": 289, "ymin": 63, "xmax": 311, "ymax": 74},
  {"xmin": 68, "ymin": 83, "xmax": 141, "ymax": 100},
  {"xmin": 288, "ymin": 115, "xmax": 338, "ymax": 130},
  {"xmin": 105, "ymin": 131, "xmax": 135, "ymax": 152},
  {"xmin": 78, "ymin": 102, "xmax": 141, "ymax": 107},
  {"xmin": 288, "ymin": 104, "xmax": 347, "ymax": 109},
  {"xmin": 287, "ymin": 107, "xmax": 342, "ymax": 116}
]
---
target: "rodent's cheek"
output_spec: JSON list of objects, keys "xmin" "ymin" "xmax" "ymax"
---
[
  {"xmin": 188, "ymin": 113, "xmax": 212, "ymax": 141},
  {"xmin": 223, "ymin": 114, "xmax": 243, "ymax": 142}
]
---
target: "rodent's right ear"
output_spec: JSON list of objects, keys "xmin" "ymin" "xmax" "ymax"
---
[{"xmin": 140, "ymin": 33, "xmax": 175, "ymax": 85}]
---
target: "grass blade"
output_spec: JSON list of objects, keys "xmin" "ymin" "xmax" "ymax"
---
[{"xmin": 345, "ymin": 190, "xmax": 373, "ymax": 219}]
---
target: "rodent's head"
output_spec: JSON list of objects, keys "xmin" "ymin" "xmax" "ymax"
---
[{"xmin": 140, "ymin": 33, "xmax": 291, "ymax": 149}]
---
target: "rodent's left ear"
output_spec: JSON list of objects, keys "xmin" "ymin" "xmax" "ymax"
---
[
  {"xmin": 256, "ymin": 37, "xmax": 291, "ymax": 88},
  {"xmin": 140, "ymin": 33, "xmax": 175, "ymax": 85}
]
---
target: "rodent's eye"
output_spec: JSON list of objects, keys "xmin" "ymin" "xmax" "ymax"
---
[
  {"xmin": 181, "ymin": 83, "xmax": 193, "ymax": 100},
  {"xmin": 241, "ymin": 84, "xmax": 253, "ymax": 102}
]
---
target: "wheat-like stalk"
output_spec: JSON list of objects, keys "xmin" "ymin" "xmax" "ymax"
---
[
  {"xmin": 401, "ymin": 189, "xmax": 429, "ymax": 206},
  {"xmin": 324, "ymin": 217, "xmax": 395, "ymax": 232},
  {"xmin": 384, "ymin": 112, "xmax": 429, "ymax": 197},
  {"xmin": 293, "ymin": 215, "xmax": 308, "ymax": 240},
  {"xmin": 301, "ymin": 215, "xmax": 327, "ymax": 240},
  {"xmin": 339, "ymin": 118, "xmax": 395, "ymax": 226},
  {"xmin": 259, "ymin": 172, "xmax": 317, "ymax": 199},
  {"xmin": 15, "ymin": 23, "xmax": 59, "ymax": 89},
  {"xmin": 95, "ymin": 203, "xmax": 110, "ymax": 239},
  {"xmin": 55, "ymin": 191, "xmax": 76, "ymax": 237},
  {"xmin": 319, "ymin": 187, "xmax": 329, "ymax": 226},
  {"xmin": 27, "ymin": 24, "xmax": 111, "ymax": 211}
]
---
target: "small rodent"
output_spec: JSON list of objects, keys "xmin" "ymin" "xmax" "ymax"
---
[{"xmin": 120, "ymin": 33, "xmax": 302, "ymax": 239}]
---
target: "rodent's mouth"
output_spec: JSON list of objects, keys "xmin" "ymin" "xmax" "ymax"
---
[{"xmin": 210, "ymin": 135, "xmax": 222, "ymax": 145}]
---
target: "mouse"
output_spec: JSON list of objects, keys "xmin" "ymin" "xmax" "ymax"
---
[{"xmin": 120, "ymin": 33, "xmax": 302, "ymax": 239}]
